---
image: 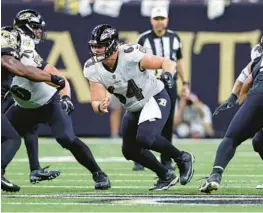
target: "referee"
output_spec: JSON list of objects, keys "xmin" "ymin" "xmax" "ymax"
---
[{"xmin": 133, "ymin": 6, "xmax": 190, "ymax": 171}]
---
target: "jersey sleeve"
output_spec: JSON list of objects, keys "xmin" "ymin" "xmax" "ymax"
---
[
  {"xmin": 1, "ymin": 30, "xmax": 20, "ymax": 60},
  {"xmin": 123, "ymin": 44, "xmax": 146, "ymax": 63},
  {"xmin": 83, "ymin": 60, "xmax": 100, "ymax": 83},
  {"xmin": 251, "ymin": 44, "xmax": 262, "ymax": 61}
]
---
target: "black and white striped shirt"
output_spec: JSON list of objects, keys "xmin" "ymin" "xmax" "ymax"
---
[{"xmin": 137, "ymin": 29, "xmax": 182, "ymax": 77}]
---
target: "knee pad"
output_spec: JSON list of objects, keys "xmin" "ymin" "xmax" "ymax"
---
[
  {"xmin": 136, "ymin": 133, "xmax": 156, "ymax": 149},
  {"xmin": 56, "ymin": 133, "xmax": 76, "ymax": 149}
]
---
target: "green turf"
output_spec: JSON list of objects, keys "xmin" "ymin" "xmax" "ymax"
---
[{"xmin": 1, "ymin": 138, "xmax": 263, "ymax": 212}]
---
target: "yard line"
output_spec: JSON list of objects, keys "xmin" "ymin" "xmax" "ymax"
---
[
  {"xmin": 6, "ymin": 179, "xmax": 261, "ymax": 184},
  {"xmin": 3, "ymin": 202, "xmax": 132, "ymax": 206},
  {"xmin": 6, "ymin": 172, "xmax": 263, "ymax": 177},
  {"xmin": 2, "ymin": 194, "xmax": 263, "ymax": 199}
]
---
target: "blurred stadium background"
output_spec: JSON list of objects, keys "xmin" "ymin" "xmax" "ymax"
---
[{"xmin": 2, "ymin": 0, "xmax": 263, "ymax": 138}]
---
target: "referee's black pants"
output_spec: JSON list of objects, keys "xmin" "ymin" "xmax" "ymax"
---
[{"xmin": 160, "ymin": 77, "xmax": 177, "ymax": 164}]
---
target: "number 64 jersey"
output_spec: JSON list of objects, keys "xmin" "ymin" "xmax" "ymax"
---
[{"xmin": 83, "ymin": 44, "xmax": 164, "ymax": 112}]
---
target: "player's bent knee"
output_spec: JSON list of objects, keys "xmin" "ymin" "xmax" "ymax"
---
[
  {"xmin": 56, "ymin": 134, "xmax": 76, "ymax": 149},
  {"xmin": 136, "ymin": 133, "xmax": 156, "ymax": 149},
  {"xmin": 122, "ymin": 146, "xmax": 135, "ymax": 160},
  {"xmin": 223, "ymin": 136, "xmax": 242, "ymax": 148}
]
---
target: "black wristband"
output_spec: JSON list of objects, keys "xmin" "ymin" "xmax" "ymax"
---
[{"xmin": 230, "ymin": 93, "xmax": 238, "ymax": 101}]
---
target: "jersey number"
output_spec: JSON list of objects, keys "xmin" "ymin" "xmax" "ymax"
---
[
  {"xmin": 107, "ymin": 79, "xmax": 144, "ymax": 104},
  {"xmin": 10, "ymin": 85, "xmax": 31, "ymax": 101}
]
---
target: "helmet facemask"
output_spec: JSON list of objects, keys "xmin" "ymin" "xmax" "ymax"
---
[
  {"xmin": 26, "ymin": 22, "xmax": 46, "ymax": 44},
  {"xmin": 14, "ymin": 10, "xmax": 47, "ymax": 44},
  {"xmin": 88, "ymin": 25, "xmax": 119, "ymax": 63}
]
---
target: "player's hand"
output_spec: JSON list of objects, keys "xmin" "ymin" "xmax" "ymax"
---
[
  {"xmin": 213, "ymin": 93, "xmax": 237, "ymax": 116},
  {"xmin": 160, "ymin": 72, "xmax": 174, "ymax": 89},
  {"xmin": 98, "ymin": 97, "xmax": 110, "ymax": 113},
  {"xmin": 50, "ymin": 74, "xmax": 66, "ymax": 91},
  {"xmin": 60, "ymin": 95, "xmax": 74, "ymax": 115}
]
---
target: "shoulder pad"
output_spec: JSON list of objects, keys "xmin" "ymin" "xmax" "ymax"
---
[
  {"xmin": 19, "ymin": 33, "xmax": 35, "ymax": 51},
  {"xmin": 1, "ymin": 30, "xmax": 18, "ymax": 50},
  {"xmin": 1, "ymin": 30, "xmax": 20, "ymax": 60},
  {"xmin": 84, "ymin": 57, "xmax": 97, "ymax": 68},
  {"xmin": 122, "ymin": 44, "xmax": 146, "ymax": 54}
]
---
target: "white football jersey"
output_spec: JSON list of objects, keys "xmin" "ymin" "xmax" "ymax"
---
[
  {"xmin": 251, "ymin": 44, "xmax": 262, "ymax": 61},
  {"xmin": 10, "ymin": 31, "xmax": 57, "ymax": 108},
  {"xmin": 83, "ymin": 44, "xmax": 164, "ymax": 112}
]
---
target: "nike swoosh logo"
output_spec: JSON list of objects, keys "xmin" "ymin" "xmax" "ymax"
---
[{"xmin": 2, "ymin": 180, "xmax": 14, "ymax": 187}]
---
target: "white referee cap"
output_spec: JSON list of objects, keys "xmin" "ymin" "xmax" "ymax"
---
[{"xmin": 151, "ymin": 7, "xmax": 168, "ymax": 19}]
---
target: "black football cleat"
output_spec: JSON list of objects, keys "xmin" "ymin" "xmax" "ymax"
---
[
  {"xmin": 1, "ymin": 176, "xmax": 20, "ymax": 192},
  {"xmin": 30, "ymin": 166, "xmax": 60, "ymax": 184},
  {"xmin": 199, "ymin": 173, "xmax": 222, "ymax": 193},
  {"xmin": 93, "ymin": 171, "xmax": 111, "ymax": 190},
  {"xmin": 176, "ymin": 152, "xmax": 195, "ymax": 185},
  {"xmin": 132, "ymin": 162, "xmax": 145, "ymax": 171},
  {"xmin": 149, "ymin": 170, "xmax": 179, "ymax": 191}
]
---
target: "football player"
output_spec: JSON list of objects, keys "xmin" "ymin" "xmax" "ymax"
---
[
  {"xmin": 199, "ymin": 52, "xmax": 263, "ymax": 193},
  {"xmin": 212, "ymin": 36, "xmax": 263, "ymax": 190},
  {"xmin": 5, "ymin": 9, "xmax": 111, "ymax": 190},
  {"xmin": 84, "ymin": 24, "xmax": 194, "ymax": 190},
  {"xmin": 2, "ymin": 26, "xmax": 61, "ymax": 184},
  {"xmin": 1, "ymin": 26, "xmax": 65, "ymax": 192}
]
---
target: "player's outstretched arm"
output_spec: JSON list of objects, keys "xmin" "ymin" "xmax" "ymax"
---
[
  {"xmin": 238, "ymin": 73, "xmax": 253, "ymax": 105},
  {"xmin": 1, "ymin": 55, "xmax": 65, "ymax": 90},
  {"xmin": 43, "ymin": 64, "xmax": 71, "ymax": 97},
  {"xmin": 89, "ymin": 81, "xmax": 110, "ymax": 114},
  {"xmin": 140, "ymin": 54, "xmax": 176, "ymax": 75},
  {"xmin": 232, "ymin": 61, "xmax": 252, "ymax": 96},
  {"xmin": 213, "ymin": 61, "xmax": 252, "ymax": 116},
  {"xmin": 140, "ymin": 54, "xmax": 176, "ymax": 88}
]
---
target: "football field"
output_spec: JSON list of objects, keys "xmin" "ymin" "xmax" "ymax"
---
[{"xmin": 1, "ymin": 138, "xmax": 263, "ymax": 212}]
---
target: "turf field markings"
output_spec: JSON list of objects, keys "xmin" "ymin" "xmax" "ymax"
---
[
  {"xmin": 3, "ymin": 194, "xmax": 263, "ymax": 198},
  {"xmin": 6, "ymin": 185, "xmax": 261, "ymax": 189},
  {"xmin": 7, "ymin": 172, "xmax": 263, "ymax": 177},
  {"xmin": 3, "ymin": 194, "xmax": 263, "ymax": 206}
]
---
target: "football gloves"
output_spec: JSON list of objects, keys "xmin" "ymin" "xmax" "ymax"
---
[
  {"xmin": 50, "ymin": 74, "xmax": 65, "ymax": 91},
  {"xmin": 213, "ymin": 93, "xmax": 238, "ymax": 116},
  {"xmin": 60, "ymin": 95, "xmax": 74, "ymax": 115},
  {"xmin": 160, "ymin": 72, "xmax": 174, "ymax": 89}
]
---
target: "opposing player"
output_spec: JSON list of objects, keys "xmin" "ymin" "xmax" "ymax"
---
[
  {"xmin": 5, "ymin": 9, "xmax": 111, "ymax": 190},
  {"xmin": 1, "ymin": 26, "xmax": 65, "ymax": 192},
  {"xmin": 84, "ymin": 24, "xmax": 194, "ymax": 190},
  {"xmin": 212, "ymin": 36, "xmax": 263, "ymax": 190},
  {"xmin": 2, "ymin": 26, "xmax": 61, "ymax": 184},
  {"xmin": 199, "ymin": 52, "xmax": 263, "ymax": 193}
]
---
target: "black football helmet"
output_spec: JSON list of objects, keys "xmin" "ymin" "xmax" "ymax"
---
[
  {"xmin": 88, "ymin": 24, "xmax": 119, "ymax": 62},
  {"xmin": 13, "ymin": 9, "xmax": 46, "ymax": 44}
]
